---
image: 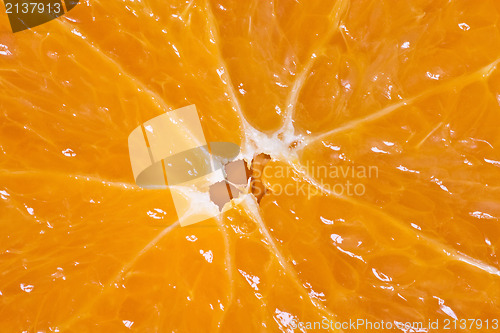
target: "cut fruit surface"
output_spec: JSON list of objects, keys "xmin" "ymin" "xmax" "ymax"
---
[{"xmin": 1, "ymin": 0, "xmax": 500, "ymax": 332}]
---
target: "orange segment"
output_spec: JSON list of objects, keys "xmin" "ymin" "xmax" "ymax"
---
[{"xmin": 260, "ymin": 162, "xmax": 500, "ymax": 327}]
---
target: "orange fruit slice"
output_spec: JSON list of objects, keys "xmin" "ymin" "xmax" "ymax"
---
[{"xmin": 1, "ymin": 0, "xmax": 500, "ymax": 332}]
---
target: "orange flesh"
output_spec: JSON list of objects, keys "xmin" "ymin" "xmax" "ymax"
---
[{"xmin": 1, "ymin": 0, "xmax": 500, "ymax": 332}]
